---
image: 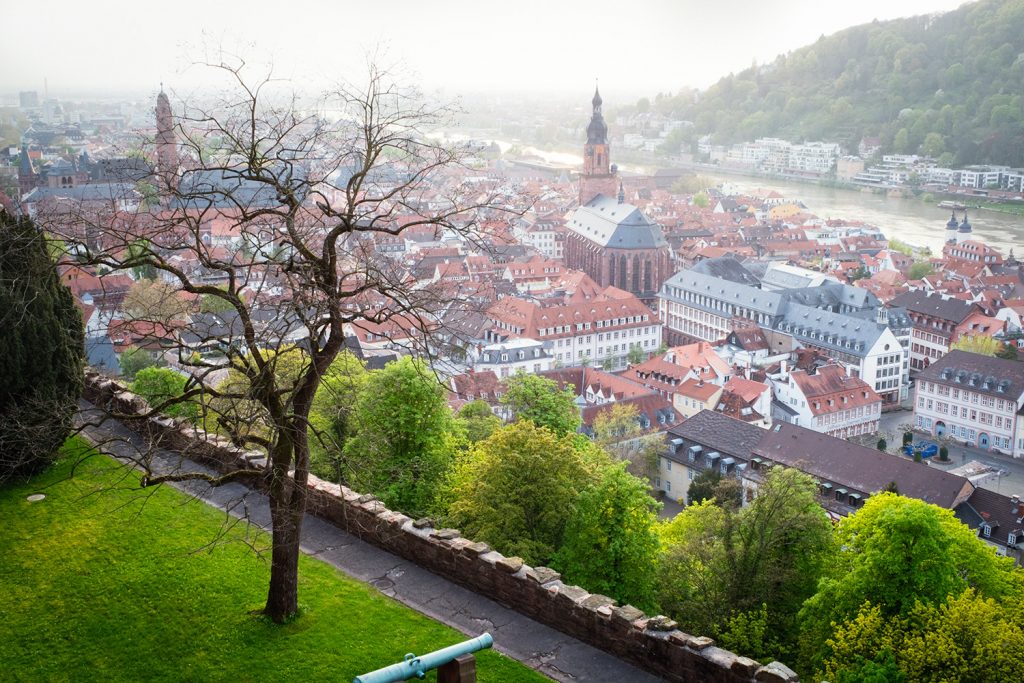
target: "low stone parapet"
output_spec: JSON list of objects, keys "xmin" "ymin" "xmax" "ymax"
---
[{"xmin": 81, "ymin": 371, "xmax": 798, "ymax": 683}]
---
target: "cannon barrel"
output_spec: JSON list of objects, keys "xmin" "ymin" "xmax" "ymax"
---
[{"xmin": 353, "ymin": 633, "xmax": 493, "ymax": 683}]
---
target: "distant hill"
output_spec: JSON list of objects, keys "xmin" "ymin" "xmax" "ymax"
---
[{"xmin": 658, "ymin": 0, "xmax": 1024, "ymax": 166}]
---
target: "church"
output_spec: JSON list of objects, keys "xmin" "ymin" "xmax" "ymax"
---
[{"xmin": 563, "ymin": 87, "xmax": 672, "ymax": 305}]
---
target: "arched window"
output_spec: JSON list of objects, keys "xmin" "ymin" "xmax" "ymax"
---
[{"xmin": 632, "ymin": 256, "xmax": 641, "ymax": 294}]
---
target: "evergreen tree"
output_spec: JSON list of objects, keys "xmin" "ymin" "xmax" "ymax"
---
[{"xmin": 0, "ymin": 210, "xmax": 84, "ymax": 483}]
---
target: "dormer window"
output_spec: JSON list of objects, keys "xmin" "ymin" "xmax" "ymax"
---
[{"xmin": 982, "ymin": 524, "xmax": 992, "ymax": 538}]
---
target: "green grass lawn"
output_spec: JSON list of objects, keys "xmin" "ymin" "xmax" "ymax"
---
[{"xmin": 0, "ymin": 439, "xmax": 548, "ymax": 682}]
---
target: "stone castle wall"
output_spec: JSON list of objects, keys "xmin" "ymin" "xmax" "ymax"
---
[{"xmin": 82, "ymin": 371, "xmax": 798, "ymax": 683}]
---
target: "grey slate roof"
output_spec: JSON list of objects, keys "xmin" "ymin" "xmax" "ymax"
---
[
  {"xmin": 689, "ymin": 256, "xmax": 761, "ymax": 286},
  {"xmin": 889, "ymin": 290, "xmax": 977, "ymax": 323},
  {"xmin": 22, "ymin": 182, "xmax": 139, "ymax": 204},
  {"xmin": 955, "ymin": 487, "xmax": 1024, "ymax": 550},
  {"xmin": 566, "ymin": 194, "xmax": 667, "ymax": 249},
  {"xmin": 777, "ymin": 302, "xmax": 888, "ymax": 355},
  {"xmin": 661, "ymin": 268, "xmax": 783, "ymax": 318},
  {"xmin": 754, "ymin": 422, "xmax": 972, "ymax": 509},
  {"xmin": 665, "ymin": 410, "xmax": 765, "ymax": 463},
  {"xmin": 916, "ymin": 350, "xmax": 1024, "ymax": 400}
]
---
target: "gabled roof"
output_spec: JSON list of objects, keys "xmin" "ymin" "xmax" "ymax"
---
[
  {"xmin": 916, "ymin": 350, "xmax": 1024, "ymax": 400},
  {"xmin": 666, "ymin": 409, "xmax": 764, "ymax": 461},
  {"xmin": 754, "ymin": 422, "xmax": 972, "ymax": 509},
  {"xmin": 566, "ymin": 194, "xmax": 667, "ymax": 249},
  {"xmin": 890, "ymin": 290, "xmax": 978, "ymax": 323}
]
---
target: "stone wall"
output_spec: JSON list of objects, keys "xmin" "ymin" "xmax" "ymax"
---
[{"xmin": 82, "ymin": 371, "xmax": 799, "ymax": 683}]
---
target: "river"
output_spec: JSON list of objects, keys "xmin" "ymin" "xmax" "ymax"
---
[
  {"xmin": 434, "ymin": 131, "xmax": 1024, "ymax": 255},
  {"xmin": 713, "ymin": 175, "xmax": 1024, "ymax": 256}
]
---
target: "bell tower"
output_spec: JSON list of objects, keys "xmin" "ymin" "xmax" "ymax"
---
[
  {"xmin": 155, "ymin": 86, "xmax": 178, "ymax": 189},
  {"xmin": 579, "ymin": 85, "xmax": 617, "ymax": 205}
]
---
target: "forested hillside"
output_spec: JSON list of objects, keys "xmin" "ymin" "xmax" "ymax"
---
[{"xmin": 659, "ymin": 0, "xmax": 1024, "ymax": 165}]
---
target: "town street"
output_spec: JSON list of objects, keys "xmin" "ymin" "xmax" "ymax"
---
[{"xmin": 879, "ymin": 408, "xmax": 1024, "ymax": 496}]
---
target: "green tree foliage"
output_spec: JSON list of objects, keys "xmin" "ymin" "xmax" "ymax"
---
[
  {"xmin": 343, "ymin": 357, "xmax": 457, "ymax": 517},
  {"xmin": 655, "ymin": 0, "xmax": 1024, "ymax": 165},
  {"xmin": 118, "ymin": 347, "xmax": 164, "ymax": 379},
  {"xmin": 0, "ymin": 211, "xmax": 84, "ymax": 482},
  {"xmin": 501, "ymin": 372, "xmax": 581, "ymax": 437},
  {"xmin": 876, "ymin": 438, "xmax": 887, "ymax": 452},
  {"xmin": 906, "ymin": 261, "xmax": 934, "ymax": 280},
  {"xmin": 308, "ymin": 351, "xmax": 368, "ymax": 482},
  {"xmin": 798, "ymin": 493, "xmax": 1022, "ymax": 676},
  {"xmin": 132, "ymin": 367, "xmax": 197, "ymax": 421},
  {"xmin": 554, "ymin": 463, "xmax": 661, "ymax": 611},
  {"xmin": 822, "ymin": 591, "xmax": 1024, "ymax": 683},
  {"xmin": 692, "ymin": 191, "xmax": 710, "ymax": 208},
  {"xmin": 685, "ymin": 468, "xmax": 742, "ymax": 509},
  {"xmin": 444, "ymin": 421, "xmax": 602, "ymax": 565},
  {"xmin": 626, "ymin": 344, "xmax": 646, "ymax": 365},
  {"xmin": 660, "ymin": 468, "xmax": 832, "ymax": 662},
  {"xmin": 997, "ymin": 342, "xmax": 1019, "ymax": 360},
  {"xmin": 950, "ymin": 335, "xmax": 1003, "ymax": 357},
  {"xmin": 456, "ymin": 400, "xmax": 502, "ymax": 443},
  {"xmin": 592, "ymin": 403, "xmax": 660, "ymax": 478}
]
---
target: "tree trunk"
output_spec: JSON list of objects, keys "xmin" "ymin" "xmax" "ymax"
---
[{"xmin": 264, "ymin": 442, "xmax": 306, "ymax": 623}]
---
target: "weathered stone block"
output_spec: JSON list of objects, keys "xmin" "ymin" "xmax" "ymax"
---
[
  {"xmin": 526, "ymin": 566, "xmax": 561, "ymax": 585},
  {"xmin": 462, "ymin": 541, "xmax": 490, "ymax": 555},
  {"xmin": 412, "ymin": 517, "xmax": 434, "ymax": 529},
  {"xmin": 702, "ymin": 646, "xmax": 737, "ymax": 670},
  {"xmin": 431, "ymin": 528, "xmax": 460, "ymax": 541},
  {"xmin": 495, "ymin": 556, "xmax": 524, "ymax": 573},
  {"xmin": 645, "ymin": 615, "xmax": 678, "ymax": 632},
  {"xmin": 612, "ymin": 605, "xmax": 645, "ymax": 624},
  {"xmin": 553, "ymin": 584, "xmax": 589, "ymax": 604},
  {"xmin": 580, "ymin": 593, "xmax": 616, "ymax": 610},
  {"xmin": 731, "ymin": 656, "xmax": 760, "ymax": 677},
  {"xmin": 756, "ymin": 661, "xmax": 800, "ymax": 682}
]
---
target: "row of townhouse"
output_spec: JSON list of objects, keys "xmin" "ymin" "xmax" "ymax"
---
[
  {"xmin": 658, "ymin": 257, "xmax": 909, "ymax": 403},
  {"xmin": 912, "ymin": 350, "xmax": 1024, "ymax": 457},
  {"xmin": 486, "ymin": 286, "xmax": 661, "ymax": 370},
  {"xmin": 656, "ymin": 410, "xmax": 1023, "ymax": 564},
  {"xmin": 888, "ymin": 290, "xmax": 1008, "ymax": 373}
]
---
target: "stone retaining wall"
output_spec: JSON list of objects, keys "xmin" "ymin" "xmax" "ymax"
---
[{"xmin": 82, "ymin": 371, "xmax": 798, "ymax": 683}]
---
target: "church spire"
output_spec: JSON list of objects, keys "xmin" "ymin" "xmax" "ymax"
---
[{"xmin": 586, "ymin": 84, "xmax": 608, "ymax": 145}]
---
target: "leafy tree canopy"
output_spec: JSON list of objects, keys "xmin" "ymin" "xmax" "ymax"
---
[
  {"xmin": 132, "ymin": 367, "xmax": 197, "ymax": 421},
  {"xmin": 950, "ymin": 335, "xmax": 1004, "ymax": 357},
  {"xmin": 444, "ymin": 421, "xmax": 601, "ymax": 565},
  {"xmin": 501, "ymin": 372, "xmax": 581, "ymax": 437},
  {"xmin": 342, "ymin": 357, "xmax": 458, "ymax": 517},
  {"xmin": 798, "ymin": 492, "xmax": 1021, "ymax": 674},
  {"xmin": 652, "ymin": 0, "xmax": 1024, "ymax": 165},
  {"xmin": 456, "ymin": 399, "xmax": 502, "ymax": 443},
  {"xmin": 554, "ymin": 463, "xmax": 661, "ymax": 611}
]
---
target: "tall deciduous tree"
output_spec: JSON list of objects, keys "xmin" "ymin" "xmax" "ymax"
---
[
  {"xmin": 0, "ymin": 210, "xmax": 84, "ymax": 483},
  {"xmin": 501, "ymin": 372, "xmax": 581, "ymax": 437},
  {"xmin": 798, "ymin": 492, "xmax": 1021, "ymax": 675},
  {"xmin": 660, "ymin": 467, "xmax": 832, "ymax": 662},
  {"xmin": 343, "ymin": 356, "xmax": 458, "ymax": 516},
  {"xmin": 444, "ymin": 421, "xmax": 602, "ymax": 565},
  {"xmin": 555, "ymin": 463, "xmax": 661, "ymax": 611},
  {"xmin": 456, "ymin": 399, "xmax": 501, "ymax": 443},
  {"xmin": 42, "ymin": 59, "xmax": 505, "ymax": 623},
  {"xmin": 308, "ymin": 350, "xmax": 367, "ymax": 482},
  {"xmin": 949, "ymin": 335, "xmax": 1003, "ymax": 357}
]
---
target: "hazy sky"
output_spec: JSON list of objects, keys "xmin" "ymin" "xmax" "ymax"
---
[{"xmin": 2, "ymin": 0, "xmax": 971, "ymax": 98}]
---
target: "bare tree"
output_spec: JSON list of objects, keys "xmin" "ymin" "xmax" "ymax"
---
[{"xmin": 40, "ymin": 57, "xmax": 510, "ymax": 622}]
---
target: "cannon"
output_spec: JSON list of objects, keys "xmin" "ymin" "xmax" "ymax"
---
[{"xmin": 353, "ymin": 633, "xmax": 494, "ymax": 683}]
